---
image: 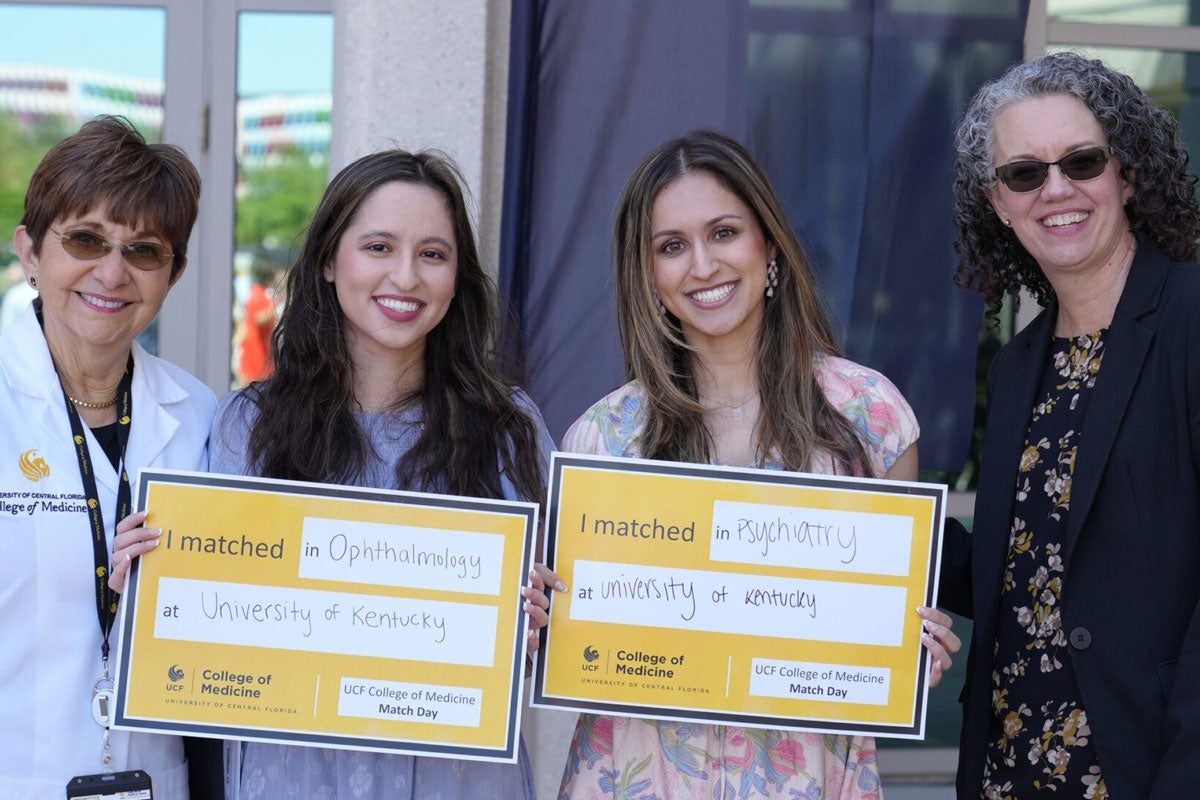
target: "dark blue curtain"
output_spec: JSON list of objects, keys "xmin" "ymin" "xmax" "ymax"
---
[{"xmin": 501, "ymin": 0, "xmax": 1029, "ymax": 472}]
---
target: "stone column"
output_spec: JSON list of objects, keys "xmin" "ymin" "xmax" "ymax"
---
[{"xmin": 331, "ymin": 0, "xmax": 511, "ymax": 271}]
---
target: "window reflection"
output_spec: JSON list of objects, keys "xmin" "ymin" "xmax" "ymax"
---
[
  {"xmin": 231, "ymin": 11, "xmax": 333, "ymax": 388},
  {"xmin": 0, "ymin": 4, "xmax": 165, "ymax": 349},
  {"xmin": 1048, "ymin": 0, "xmax": 1189, "ymax": 26}
]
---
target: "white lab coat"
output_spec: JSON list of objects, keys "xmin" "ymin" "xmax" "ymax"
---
[{"xmin": 0, "ymin": 305, "xmax": 216, "ymax": 799}]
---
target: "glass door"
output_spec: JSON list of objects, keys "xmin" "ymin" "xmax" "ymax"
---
[
  {"xmin": 230, "ymin": 10, "xmax": 333, "ymax": 388},
  {"xmin": 0, "ymin": 3, "xmax": 168, "ymax": 345}
]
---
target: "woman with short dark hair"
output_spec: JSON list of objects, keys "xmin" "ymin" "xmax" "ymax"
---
[{"xmin": 1, "ymin": 115, "xmax": 214, "ymax": 799}]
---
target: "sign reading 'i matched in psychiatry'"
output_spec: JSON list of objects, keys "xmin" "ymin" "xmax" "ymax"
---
[
  {"xmin": 111, "ymin": 469, "xmax": 536, "ymax": 763},
  {"xmin": 532, "ymin": 453, "xmax": 945, "ymax": 739}
]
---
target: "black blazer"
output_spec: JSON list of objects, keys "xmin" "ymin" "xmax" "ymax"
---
[{"xmin": 940, "ymin": 245, "xmax": 1200, "ymax": 800}]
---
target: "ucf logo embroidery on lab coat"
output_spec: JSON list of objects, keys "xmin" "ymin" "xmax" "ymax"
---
[{"xmin": 19, "ymin": 449, "xmax": 50, "ymax": 482}]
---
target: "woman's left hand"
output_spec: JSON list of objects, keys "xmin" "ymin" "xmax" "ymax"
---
[
  {"xmin": 108, "ymin": 510, "xmax": 162, "ymax": 593},
  {"xmin": 918, "ymin": 606, "xmax": 961, "ymax": 688},
  {"xmin": 523, "ymin": 564, "xmax": 567, "ymax": 655}
]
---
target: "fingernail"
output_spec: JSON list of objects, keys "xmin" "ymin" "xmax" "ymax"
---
[
  {"xmin": 555, "ymin": 581, "xmax": 567, "ymax": 592},
  {"xmin": 916, "ymin": 606, "xmax": 930, "ymax": 616}
]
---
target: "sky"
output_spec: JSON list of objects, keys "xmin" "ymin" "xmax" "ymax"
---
[{"xmin": 0, "ymin": 4, "xmax": 333, "ymax": 95}]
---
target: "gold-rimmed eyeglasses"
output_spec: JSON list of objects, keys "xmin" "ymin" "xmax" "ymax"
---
[{"xmin": 49, "ymin": 227, "xmax": 174, "ymax": 272}]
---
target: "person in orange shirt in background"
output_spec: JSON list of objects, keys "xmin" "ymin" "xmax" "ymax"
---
[{"xmin": 236, "ymin": 261, "xmax": 284, "ymax": 384}]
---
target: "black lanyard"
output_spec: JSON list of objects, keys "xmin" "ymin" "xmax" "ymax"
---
[{"xmin": 60, "ymin": 357, "xmax": 135, "ymax": 663}]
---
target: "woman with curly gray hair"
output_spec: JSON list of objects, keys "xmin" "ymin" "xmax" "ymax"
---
[{"xmin": 939, "ymin": 51, "xmax": 1200, "ymax": 800}]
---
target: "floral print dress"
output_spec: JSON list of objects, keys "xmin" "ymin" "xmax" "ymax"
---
[
  {"xmin": 980, "ymin": 331, "xmax": 1109, "ymax": 800},
  {"xmin": 557, "ymin": 354, "xmax": 920, "ymax": 800}
]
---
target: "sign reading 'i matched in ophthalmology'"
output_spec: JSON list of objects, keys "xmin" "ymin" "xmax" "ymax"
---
[
  {"xmin": 532, "ymin": 452, "xmax": 946, "ymax": 739},
  {"xmin": 110, "ymin": 469, "xmax": 537, "ymax": 763}
]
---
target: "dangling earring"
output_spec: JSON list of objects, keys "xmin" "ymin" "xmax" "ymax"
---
[
  {"xmin": 766, "ymin": 259, "xmax": 779, "ymax": 298},
  {"xmin": 654, "ymin": 290, "xmax": 667, "ymax": 316},
  {"xmin": 28, "ymin": 276, "xmax": 37, "ymax": 289}
]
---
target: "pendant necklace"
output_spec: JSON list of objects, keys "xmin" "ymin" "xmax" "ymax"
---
[{"xmin": 701, "ymin": 392, "xmax": 759, "ymax": 420}]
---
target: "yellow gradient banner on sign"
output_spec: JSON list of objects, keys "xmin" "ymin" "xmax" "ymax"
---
[
  {"xmin": 532, "ymin": 454, "xmax": 945, "ymax": 739},
  {"xmin": 112, "ymin": 469, "xmax": 536, "ymax": 762}
]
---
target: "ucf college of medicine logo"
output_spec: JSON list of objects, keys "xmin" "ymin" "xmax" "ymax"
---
[
  {"xmin": 166, "ymin": 664, "xmax": 187, "ymax": 695},
  {"xmin": 19, "ymin": 450, "xmax": 50, "ymax": 482},
  {"xmin": 581, "ymin": 645, "xmax": 601, "ymax": 672}
]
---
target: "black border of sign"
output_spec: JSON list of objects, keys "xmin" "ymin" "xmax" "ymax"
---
[
  {"xmin": 532, "ymin": 452, "xmax": 945, "ymax": 739},
  {"xmin": 112, "ymin": 468, "xmax": 537, "ymax": 763}
]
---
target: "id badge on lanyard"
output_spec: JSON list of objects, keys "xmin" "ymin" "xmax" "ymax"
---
[
  {"xmin": 66, "ymin": 770, "xmax": 153, "ymax": 799},
  {"xmin": 55, "ymin": 349, "xmax": 140, "ymax": 779}
]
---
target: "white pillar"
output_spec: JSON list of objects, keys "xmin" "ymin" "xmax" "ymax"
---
[{"xmin": 331, "ymin": 0, "xmax": 511, "ymax": 271}]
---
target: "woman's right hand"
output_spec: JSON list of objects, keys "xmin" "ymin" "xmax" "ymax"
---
[
  {"xmin": 108, "ymin": 510, "xmax": 162, "ymax": 592},
  {"xmin": 523, "ymin": 564, "xmax": 567, "ymax": 654},
  {"xmin": 918, "ymin": 606, "xmax": 962, "ymax": 688}
]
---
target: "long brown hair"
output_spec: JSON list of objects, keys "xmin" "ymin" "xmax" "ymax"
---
[
  {"xmin": 242, "ymin": 148, "xmax": 545, "ymax": 501},
  {"xmin": 615, "ymin": 130, "xmax": 871, "ymax": 475}
]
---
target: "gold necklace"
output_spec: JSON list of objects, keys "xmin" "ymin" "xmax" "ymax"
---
[
  {"xmin": 700, "ymin": 392, "xmax": 759, "ymax": 421},
  {"xmin": 67, "ymin": 394, "xmax": 117, "ymax": 410}
]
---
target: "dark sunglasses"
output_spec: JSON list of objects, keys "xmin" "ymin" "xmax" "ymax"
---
[
  {"xmin": 50, "ymin": 227, "xmax": 174, "ymax": 272},
  {"xmin": 994, "ymin": 146, "xmax": 1111, "ymax": 193}
]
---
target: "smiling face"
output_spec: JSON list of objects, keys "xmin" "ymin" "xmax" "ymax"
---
[
  {"xmin": 988, "ymin": 93, "xmax": 1134, "ymax": 284},
  {"xmin": 650, "ymin": 171, "xmax": 776, "ymax": 352},
  {"xmin": 323, "ymin": 180, "xmax": 457, "ymax": 375},
  {"xmin": 15, "ymin": 208, "xmax": 179, "ymax": 361}
]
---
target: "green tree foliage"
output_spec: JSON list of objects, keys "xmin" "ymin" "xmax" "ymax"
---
[
  {"xmin": 0, "ymin": 112, "xmax": 72, "ymax": 263},
  {"xmin": 236, "ymin": 145, "xmax": 328, "ymax": 257}
]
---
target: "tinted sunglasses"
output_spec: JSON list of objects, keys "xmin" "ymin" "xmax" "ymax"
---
[
  {"xmin": 994, "ymin": 146, "xmax": 1111, "ymax": 193},
  {"xmin": 50, "ymin": 227, "xmax": 174, "ymax": 272}
]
